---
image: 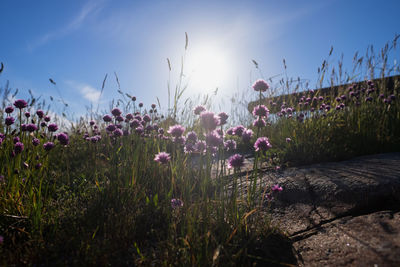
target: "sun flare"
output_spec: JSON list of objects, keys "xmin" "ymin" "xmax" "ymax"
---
[{"xmin": 186, "ymin": 43, "xmax": 231, "ymax": 93}]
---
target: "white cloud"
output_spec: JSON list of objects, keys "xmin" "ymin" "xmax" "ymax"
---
[{"xmin": 81, "ymin": 85, "xmax": 101, "ymax": 103}]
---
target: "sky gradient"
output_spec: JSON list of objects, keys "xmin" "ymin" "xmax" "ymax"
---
[{"xmin": 1, "ymin": 0, "xmax": 399, "ymax": 118}]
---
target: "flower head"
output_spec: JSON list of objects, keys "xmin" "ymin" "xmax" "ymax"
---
[
  {"xmin": 254, "ymin": 137, "xmax": 272, "ymax": 152},
  {"xmin": 106, "ymin": 124, "xmax": 117, "ymax": 132},
  {"xmin": 205, "ymin": 131, "xmax": 223, "ymax": 147},
  {"xmin": 5, "ymin": 117, "xmax": 15, "ymax": 126},
  {"xmin": 43, "ymin": 142, "xmax": 55, "ymax": 151},
  {"xmin": 224, "ymin": 139, "xmax": 237, "ymax": 151},
  {"xmin": 186, "ymin": 131, "xmax": 198, "ymax": 143},
  {"xmin": 200, "ymin": 111, "xmax": 219, "ymax": 132},
  {"xmin": 271, "ymin": 184, "xmax": 283, "ymax": 192},
  {"xmin": 193, "ymin": 105, "xmax": 206, "ymax": 115},
  {"xmin": 5, "ymin": 106, "xmax": 14, "ymax": 113},
  {"xmin": 218, "ymin": 112, "xmax": 229, "ymax": 125},
  {"xmin": 242, "ymin": 129, "xmax": 253, "ymax": 143},
  {"xmin": 252, "ymin": 105, "xmax": 269, "ymax": 117},
  {"xmin": 252, "ymin": 79, "xmax": 269, "ymax": 92},
  {"xmin": 36, "ymin": 110, "xmax": 44, "ymax": 118},
  {"xmin": 233, "ymin": 125, "xmax": 245, "ymax": 137},
  {"xmin": 103, "ymin": 114, "xmax": 112, "ymax": 122},
  {"xmin": 154, "ymin": 152, "xmax": 171, "ymax": 164},
  {"xmin": 32, "ymin": 138, "xmax": 40, "ymax": 146},
  {"xmin": 111, "ymin": 108, "xmax": 122, "ymax": 117},
  {"xmin": 227, "ymin": 154, "xmax": 244, "ymax": 169},
  {"xmin": 286, "ymin": 137, "xmax": 292, "ymax": 143},
  {"xmin": 26, "ymin": 123, "xmax": 37, "ymax": 132},
  {"xmin": 168, "ymin": 124, "xmax": 185, "ymax": 137},
  {"xmin": 57, "ymin": 133, "xmax": 69, "ymax": 145},
  {"xmin": 13, "ymin": 99, "xmax": 28, "ymax": 109},
  {"xmin": 48, "ymin": 123, "xmax": 58, "ymax": 132},
  {"xmin": 113, "ymin": 128, "xmax": 123, "ymax": 137}
]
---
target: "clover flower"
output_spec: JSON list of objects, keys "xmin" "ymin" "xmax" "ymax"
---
[
  {"xmin": 48, "ymin": 123, "xmax": 58, "ymax": 132},
  {"xmin": 271, "ymin": 184, "xmax": 283, "ymax": 192},
  {"xmin": 111, "ymin": 108, "xmax": 122, "ymax": 117},
  {"xmin": 57, "ymin": 133, "xmax": 69, "ymax": 145},
  {"xmin": 233, "ymin": 125, "xmax": 245, "ymax": 137},
  {"xmin": 43, "ymin": 142, "xmax": 55, "ymax": 151},
  {"xmin": 36, "ymin": 110, "xmax": 44, "ymax": 118},
  {"xmin": 241, "ymin": 129, "xmax": 253, "ymax": 143},
  {"xmin": 200, "ymin": 111, "xmax": 219, "ymax": 132},
  {"xmin": 26, "ymin": 124, "xmax": 37, "ymax": 132},
  {"xmin": 25, "ymin": 112, "xmax": 30, "ymax": 118},
  {"xmin": 252, "ymin": 79, "xmax": 269, "ymax": 92},
  {"xmin": 5, "ymin": 117, "xmax": 15, "ymax": 126},
  {"xmin": 44, "ymin": 116, "xmax": 51, "ymax": 122},
  {"xmin": 252, "ymin": 105, "xmax": 269, "ymax": 117},
  {"xmin": 186, "ymin": 131, "xmax": 198, "ymax": 143},
  {"xmin": 254, "ymin": 137, "xmax": 272, "ymax": 152},
  {"xmin": 32, "ymin": 138, "xmax": 40, "ymax": 146},
  {"xmin": 113, "ymin": 128, "xmax": 123, "ymax": 137},
  {"xmin": 227, "ymin": 154, "xmax": 244, "ymax": 169},
  {"xmin": 218, "ymin": 112, "xmax": 229, "ymax": 125},
  {"xmin": 224, "ymin": 139, "xmax": 237, "ymax": 151},
  {"xmin": 106, "ymin": 124, "xmax": 117, "ymax": 132},
  {"xmin": 168, "ymin": 124, "xmax": 185, "ymax": 137},
  {"xmin": 13, "ymin": 99, "xmax": 28, "ymax": 109},
  {"xmin": 5, "ymin": 106, "xmax": 14, "ymax": 113},
  {"xmin": 193, "ymin": 105, "xmax": 206, "ymax": 115},
  {"xmin": 205, "ymin": 131, "xmax": 223, "ymax": 147},
  {"xmin": 14, "ymin": 142, "xmax": 24, "ymax": 154},
  {"xmin": 143, "ymin": 114, "xmax": 151, "ymax": 123},
  {"xmin": 154, "ymin": 152, "xmax": 171, "ymax": 164}
]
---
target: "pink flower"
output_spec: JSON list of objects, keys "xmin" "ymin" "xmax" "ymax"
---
[
  {"xmin": 271, "ymin": 184, "xmax": 283, "ymax": 192},
  {"xmin": 252, "ymin": 79, "xmax": 269, "ymax": 92},
  {"xmin": 154, "ymin": 152, "xmax": 171, "ymax": 164}
]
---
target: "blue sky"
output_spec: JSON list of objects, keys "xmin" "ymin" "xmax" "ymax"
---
[{"xmin": 1, "ymin": 0, "xmax": 399, "ymax": 117}]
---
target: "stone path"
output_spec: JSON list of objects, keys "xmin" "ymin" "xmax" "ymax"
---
[{"xmin": 256, "ymin": 152, "xmax": 400, "ymax": 266}]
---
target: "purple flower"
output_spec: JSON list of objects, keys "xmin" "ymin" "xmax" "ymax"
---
[
  {"xmin": 113, "ymin": 128, "xmax": 123, "ymax": 137},
  {"xmin": 365, "ymin": 96, "xmax": 373, "ymax": 102},
  {"xmin": 43, "ymin": 142, "xmax": 55, "ymax": 151},
  {"xmin": 25, "ymin": 112, "xmax": 30, "ymax": 118},
  {"xmin": 168, "ymin": 124, "xmax": 185, "ymax": 137},
  {"xmin": 138, "ymin": 102, "xmax": 143, "ymax": 108},
  {"xmin": 36, "ymin": 110, "xmax": 44, "ymax": 118},
  {"xmin": 111, "ymin": 108, "xmax": 122, "ymax": 117},
  {"xmin": 184, "ymin": 143, "xmax": 196, "ymax": 154},
  {"xmin": 13, "ymin": 99, "xmax": 28, "ymax": 109},
  {"xmin": 32, "ymin": 138, "xmax": 40, "ymax": 146},
  {"xmin": 242, "ymin": 129, "xmax": 253, "ymax": 143},
  {"xmin": 254, "ymin": 137, "xmax": 272, "ymax": 152},
  {"xmin": 14, "ymin": 142, "xmax": 24, "ymax": 154},
  {"xmin": 13, "ymin": 137, "xmax": 20, "ymax": 144},
  {"xmin": 252, "ymin": 79, "xmax": 269, "ymax": 92},
  {"xmin": 26, "ymin": 123, "xmax": 37, "ymax": 132},
  {"xmin": 186, "ymin": 131, "xmax": 198, "ymax": 143},
  {"xmin": 5, "ymin": 106, "xmax": 14, "ymax": 113},
  {"xmin": 132, "ymin": 96, "xmax": 136, "ymax": 101},
  {"xmin": 40, "ymin": 122, "xmax": 47, "ymax": 127},
  {"xmin": 151, "ymin": 103, "xmax": 156, "ymax": 109},
  {"xmin": 103, "ymin": 114, "xmax": 112, "ymax": 122},
  {"xmin": 193, "ymin": 105, "xmax": 206, "ymax": 115},
  {"xmin": 227, "ymin": 154, "xmax": 244, "ymax": 169},
  {"xmin": 154, "ymin": 152, "xmax": 171, "ymax": 164},
  {"xmin": 126, "ymin": 113, "xmax": 134, "ymax": 120},
  {"xmin": 57, "ymin": 133, "xmax": 69, "ymax": 145},
  {"xmin": 106, "ymin": 124, "xmax": 117, "ymax": 132},
  {"xmin": 252, "ymin": 105, "xmax": 269, "ymax": 117},
  {"xmin": 389, "ymin": 94, "xmax": 396, "ymax": 101},
  {"xmin": 130, "ymin": 119, "xmax": 141, "ymax": 128},
  {"xmin": 253, "ymin": 117, "xmax": 266, "ymax": 128},
  {"xmin": 173, "ymin": 136, "xmax": 186, "ymax": 145},
  {"xmin": 205, "ymin": 131, "xmax": 223, "ymax": 147},
  {"xmin": 143, "ymin": 114, "xmax": 151, "ymax": 123},
  {"xmin": 224, "ymin": 139, "xmax": 237, "ymax": 151},
  {"xmin": 286, "ymin": 137, "xmax": 292, "ymax": 143},
  {"xmin": 218, "ymin": 112, "xmax": 229, "ymax": 125},
  {"xmin": 135, "ymin": 126, "xmax": 144, "ymax": 135},
  {"xmin": 171, "ymin": 198, "xmax": 183, "ymax": 209},
  {"xmin": 116, "ymin": 115, "xmax": 124, "ymax": 122},
  {"xmin": 44, "ymin": 116, "xmax": 51, "ymax": 122},
  {"xmin": 48, "ymin": 123, "xmax": 58, "ymax": 132},
  {"xmin": 226, "ymin": 127, "xmax": 234, "ymax": 135},
  {"xmin": 233, "ymin": 125, "xmax": 245, "ymax": 137},
  {"xmin": 5, "ymin": 117, "xmax": 15, "ymax": 126},
  {"xmin": 35, "ymin": 163, "xmax": 42, "ymax": 170},
  {"xmin": 200, "ymin": 111, "xmax": 219, "ymax": 132},
  {"xmin": 271, "ymin": 184, "xmax": 283, "ymax": 192},
  {"xmin": 89, "ymin": 120, "xmax": 95, "ymax": 126},
  {"xmin": 195, "ymin": 140, "xmax": 206, "ymax": 154}
]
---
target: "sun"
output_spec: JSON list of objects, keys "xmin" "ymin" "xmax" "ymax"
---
[{"xmin": 186, "ymin": 43, "xmax": 231, "ymax": 93}]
